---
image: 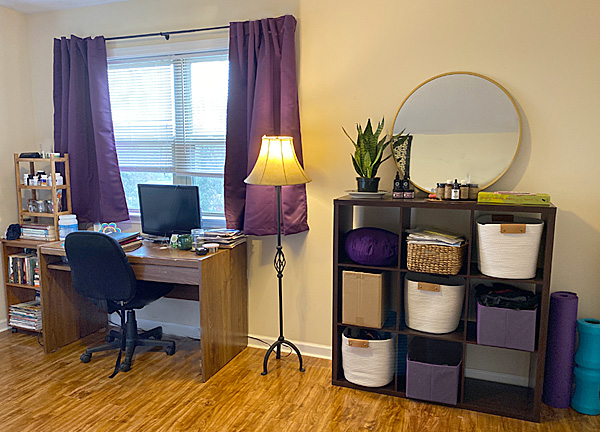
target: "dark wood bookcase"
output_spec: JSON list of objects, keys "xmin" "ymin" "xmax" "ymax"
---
[{"xmin": 332, "ymin": 196, "xmax": 557, "ymax": 422}]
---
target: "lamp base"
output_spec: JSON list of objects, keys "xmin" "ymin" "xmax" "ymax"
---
[{"xmin": 261, "ymin": 336, "xmax": 305, "ymax": 375}]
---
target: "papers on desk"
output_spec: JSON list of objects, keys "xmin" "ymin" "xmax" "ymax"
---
[{"xmin": 196, "ymin": 229, "xmax": 247, "ymax": 249}]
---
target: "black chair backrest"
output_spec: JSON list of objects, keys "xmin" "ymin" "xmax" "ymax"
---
[{"xmin": 65, "ymin": 231, "xmax": 137, "ymax": 302}]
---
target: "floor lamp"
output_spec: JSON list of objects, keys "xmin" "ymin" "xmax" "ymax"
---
[{"xmin": 245, "ymin": 135, "xmax": 312, "ymax": 375}]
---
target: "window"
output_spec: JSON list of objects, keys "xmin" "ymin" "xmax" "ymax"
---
[{"xmin": 107, "ymin": 41, "xmax": 228, "ymax": 227}]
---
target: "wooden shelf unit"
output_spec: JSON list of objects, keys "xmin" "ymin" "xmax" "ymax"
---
[
  {"xmin": 14, "ymin": 153, "xmax": 72, "ymax": 241},
  {"xmin": 332, "ymin": 196, "xmax": 557, "ymax": 422},
  {"xmin": 1, "ymin": 238, "xmax": 46, "ymax": 334}
]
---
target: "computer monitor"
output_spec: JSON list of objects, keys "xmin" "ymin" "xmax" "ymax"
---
[{"xmin": 138, "ymin": 184, "xmax": 201, "ymax": 239}]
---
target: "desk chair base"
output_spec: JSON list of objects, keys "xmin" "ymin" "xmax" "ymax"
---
[{"xmin": 80, "ymin": 310, "xmax": 175, "ymax": 372}]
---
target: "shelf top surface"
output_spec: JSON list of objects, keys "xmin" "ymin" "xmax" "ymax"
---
[{"xmin": 334, "ymin": 195, "xmax": 556, "ymax": 212}]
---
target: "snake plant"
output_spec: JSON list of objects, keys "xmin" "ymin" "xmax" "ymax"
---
[{"xmin": 343, "ymin": 118, "xmax": 406, "ymax": 178}]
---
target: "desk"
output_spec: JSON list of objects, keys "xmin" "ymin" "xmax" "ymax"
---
[{"xmin": 38, "ymin": 240, "xmax": 247, "ymax": 382}]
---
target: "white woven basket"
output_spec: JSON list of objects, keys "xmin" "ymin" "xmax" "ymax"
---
[
  {"xmin": 342, "ymin": 331, "xmax": 395, "ymax": 387},
  {"xmin": 477, "ymin": 215, "xmax": 544, "ymax": 279},
  {"xmin": 404, "ymin": 276, "xmax": 465, "ymax": 334}
]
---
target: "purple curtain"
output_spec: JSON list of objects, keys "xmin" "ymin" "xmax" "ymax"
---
[
  {"xmin": 225, "ymin": 15, "xmax": 309, "ymax": 236},
  {"xmin": 53, "ymin": 35, "xmax": 129, "ymax": 224}
]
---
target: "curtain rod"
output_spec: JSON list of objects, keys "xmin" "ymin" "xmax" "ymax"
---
[{"xmin": 105, "ymin": 25, "xmax": 229, "ymax": 42}]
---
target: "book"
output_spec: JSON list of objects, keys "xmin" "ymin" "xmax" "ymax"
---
[
  {"xmin": 106, "ymin": 231, "xmax": 140, "ymax": 244},
  {"xmin": 477, "ymin": 191, "xmax": 551, "ymax": 206},
  {"xmin": 121, "ymin": 239, "xmax": 143, "ymax": 252}
]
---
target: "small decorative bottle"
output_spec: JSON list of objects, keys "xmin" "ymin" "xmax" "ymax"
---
[
  {"xmin": 393, "ymin": 172, "xmax": 403, "ymax": 199},
  {"xmin": 451, "ymin": 179, "xmax": 460, "ymax": 200}
]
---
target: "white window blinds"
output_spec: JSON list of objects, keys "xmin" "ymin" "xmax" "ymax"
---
[{"xmin": 107, "ymin": 52, "xmax": 229, "ymax": 176}]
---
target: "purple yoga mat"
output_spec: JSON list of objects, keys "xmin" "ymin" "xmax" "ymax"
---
[{"xmin": 542, "ymin": 291, "xmax": 579, "ymax": 408}]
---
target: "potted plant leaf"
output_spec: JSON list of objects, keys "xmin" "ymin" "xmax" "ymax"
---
[{"xmin": 343, "ymin": 118, "xmax": 409, "ymax": 192}]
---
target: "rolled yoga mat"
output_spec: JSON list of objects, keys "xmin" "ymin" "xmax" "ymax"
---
[{"xmin": 542, "ymin": 291, "xmax": 579, "ymax": 408}]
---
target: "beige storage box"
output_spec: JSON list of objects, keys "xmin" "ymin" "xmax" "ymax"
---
[{"xmin": 342, "ymin": 271, "xmax": 389, "ymax": 328}]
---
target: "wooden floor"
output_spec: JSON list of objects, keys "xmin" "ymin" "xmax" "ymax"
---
[{"xmin": 0, "ymin": 330, "xmax": 597, "ymax": 432}]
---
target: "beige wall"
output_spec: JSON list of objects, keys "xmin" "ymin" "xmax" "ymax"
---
[
  {"xmin": 0, "ymin": 6, "xmax": 35, "ymax": 318},
  {"xmin": 2, "ymin": 0, "xmax": 599, "ymax": 357}
]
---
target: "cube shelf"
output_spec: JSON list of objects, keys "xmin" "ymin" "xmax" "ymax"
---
[{"xmin": 332, "ymin": 196, "xmax": 556, "ymax": 422}]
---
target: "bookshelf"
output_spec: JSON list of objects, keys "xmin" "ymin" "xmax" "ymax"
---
[{"xmin": 14, "ymin": 153, "xmax": 72, "ymax": 241}]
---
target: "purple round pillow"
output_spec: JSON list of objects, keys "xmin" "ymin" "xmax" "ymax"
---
[{"xmin": 345, "ymin": 227, "xmax": 399, "ymax": 266}]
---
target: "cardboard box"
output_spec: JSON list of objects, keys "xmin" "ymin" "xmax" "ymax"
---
[
  {"xmin": 477, "ymin": 191, "xmax": 551, "ymax": 206},
  {"xmin": 342, "ymin": 271, "xmax": 389, "ymax": 328}
]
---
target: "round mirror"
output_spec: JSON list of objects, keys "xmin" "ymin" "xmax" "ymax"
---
[{"xmin": 391, "ymin": 72, "xmax": 521, "ymax": 192}]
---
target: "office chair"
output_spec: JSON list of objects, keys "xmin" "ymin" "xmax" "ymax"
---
[{"xmin": 65, "ymin": 231, "xmax": 176, "ymax": 376}]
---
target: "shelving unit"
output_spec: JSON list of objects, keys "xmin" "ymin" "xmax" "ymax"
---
[
  {"xmin": 332, "ymin": 196, "xmax": 556, "ymax": 422},
  {"xmin": 1, "ymin": 238, "xmax": 46, "ymax": 333},
  {"xmin": 14, "ymin": 153, "xmax": 72, "ymax": 240}
]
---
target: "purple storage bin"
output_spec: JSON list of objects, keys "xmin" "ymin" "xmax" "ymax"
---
[
  {"xmin": 406, "ymin": 337, "xmax": 462, "ymax": 405},
  {"xmin": 477, "ymin": 303, "xmax": 537, "ymax": 352}
]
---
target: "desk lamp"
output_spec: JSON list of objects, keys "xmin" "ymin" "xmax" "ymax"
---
[{"xmin": 245, "ymin": 135, "xmax": 311, "ymax": 375}]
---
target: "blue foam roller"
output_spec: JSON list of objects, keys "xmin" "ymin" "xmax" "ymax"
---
[
  {"xmin": 572, "ymin": 366, "xmax": 600, "ymax": 415},
  {"xmin": 575, "ymin": 318, "xmax": 600, "ymax": 369}
]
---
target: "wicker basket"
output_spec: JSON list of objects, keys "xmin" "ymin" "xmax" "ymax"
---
[{"xmin": 407, "ymin": 243, "xmax": 466, "ymax": 275}]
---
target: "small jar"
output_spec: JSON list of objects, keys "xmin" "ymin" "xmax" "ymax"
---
[
  {"xmin": 436, "ymin": 183, "xmax": 445, "ymax": 199},
  {"xmin": 444, "ymin": 180, "xmax": 453, "ymax": 200},
  {"xmin": 40, "ymin": 174, "xmax": 48, "ymax": 186},
  {"xmin": 468, "ymin": 184, "xmax": 480, "ymax": 200},
  {"xmin": 460, "ymin": 182, "xmax": 469, "ymax": 200}
]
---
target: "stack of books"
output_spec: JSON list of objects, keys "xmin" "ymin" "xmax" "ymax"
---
[
  {"xmin": 106, "ymin": 231, "xmax": 143, "ymax": 252},
  {"xmin": 9, "ymin": 300, "xmax": 42, "ymax": 331},
  {"xmin": 8, "ymin": 252, "xmax": 39, "ymax": 287},
  {"xmin": 198, "ymin": 229, "xmax": 247, "ymax": 249},
  {"xmin": 20, "ymin": 223, "xmax": 56, "ymax": 241}
]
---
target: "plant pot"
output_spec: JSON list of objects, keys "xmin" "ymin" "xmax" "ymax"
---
[{"xmin": 357, "ymin": 177, "xmax": 380, "ymax": 192}]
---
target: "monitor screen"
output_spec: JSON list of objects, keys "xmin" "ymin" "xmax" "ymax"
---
[{"xmin": 138, "ymin": 184, "xmax": 201, "ymax": 238}]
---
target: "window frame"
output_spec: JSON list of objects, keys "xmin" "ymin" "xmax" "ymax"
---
[{"xmin": 106, "ymin": 37, "xmax": 229, "ymax": 229}]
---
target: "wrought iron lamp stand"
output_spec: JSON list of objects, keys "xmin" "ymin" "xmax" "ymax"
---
[{"xmin": 261, "ymin": 185, "xmax": 305, "ymax": 375}]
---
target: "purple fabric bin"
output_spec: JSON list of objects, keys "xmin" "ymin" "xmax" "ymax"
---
[
  {"xmin": 477, "ymin": 303, "xmax": 537, "ymax": 352},
  {"xmin": 406, "ymin": 337, "xmax": 462, "ymax": 405}
]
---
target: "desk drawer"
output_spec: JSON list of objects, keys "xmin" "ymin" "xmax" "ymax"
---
[{"xmin": 131, "ymin": 263, "xmax": 199, "ymax": 285}]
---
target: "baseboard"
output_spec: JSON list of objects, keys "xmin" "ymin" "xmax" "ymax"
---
[
  {"xmin": 464, "ymin": 368, "xmax": 530, "ymax": 387},
  {"xmin": 247, "ymin": 334, "xmax": 332, "ymax": 360}
]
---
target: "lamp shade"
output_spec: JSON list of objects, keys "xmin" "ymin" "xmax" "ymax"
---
[{"xmin": 245, "ymin": 136, "xmax": 312, "ymax": 186}]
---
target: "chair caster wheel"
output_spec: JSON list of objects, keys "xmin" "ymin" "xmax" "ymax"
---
[
  {"xmin": 166, "ymin": 343, "xmax": 176, "ymax": 356},
  {"xmin": 120, "ymin": 362, "xmax": 131, "ymax": 372},
  {"xmin": 11, "ymin": 328, "xmax": 18, "ymax": 333},
  {"xmin": 105, "ymin": 335, "xmax": 115, "ymax": 343},
  {"xmin": 80, "ymin": 353, "xmax": 92, "ymax": 363}
]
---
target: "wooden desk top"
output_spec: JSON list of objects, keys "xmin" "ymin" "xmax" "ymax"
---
[{"xmin": 39, "ymin": 239, "xmax": 228, "ymax": 268}]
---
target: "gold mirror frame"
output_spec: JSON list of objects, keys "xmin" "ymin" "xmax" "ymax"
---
[{"xmin": 391, "ymin": 71, "xmax": 522, "ymax": 193}]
